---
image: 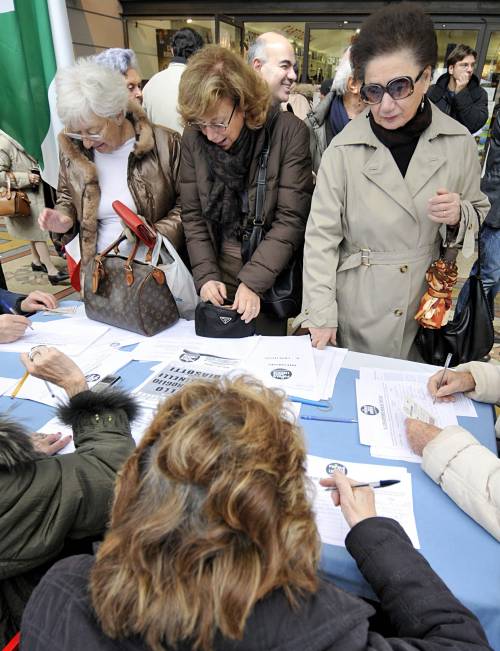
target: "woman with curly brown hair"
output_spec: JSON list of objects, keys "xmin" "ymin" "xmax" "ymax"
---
[
  {"xmin": 21, "ymin": 376, "xmax": 490, "ymax": 650},
  {"xmin": 178, "ymin": 45, "xmax": 313, "ymax": 334}
]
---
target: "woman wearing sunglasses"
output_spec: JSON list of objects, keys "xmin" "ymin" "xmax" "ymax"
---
[
  {"xmin": 295, "ymin": 3, "xmax": 489, "ymax": 360},
  {"xmin": 38, "ymin": 59, "xmax": 183, "ymax": 273},
  {"xmin": 178, "ymin": 46, "xmax": 313, "ymax": 334}
]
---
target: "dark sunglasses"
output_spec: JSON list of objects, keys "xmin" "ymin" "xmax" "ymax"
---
[{"xmin": 360, "ymin": 68, "xmax": 426, "ymax": 105}]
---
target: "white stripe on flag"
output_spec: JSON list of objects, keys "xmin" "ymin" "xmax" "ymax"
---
[
  {"xmin": 0, "ymin": 0, "xmax": 14, "ymax": 13},
  {"xmin": 41, "ymin": 79, "xmax": 63, "ymax": 188}
]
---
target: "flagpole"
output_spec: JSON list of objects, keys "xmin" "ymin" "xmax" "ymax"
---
[{"xmin": 47, "ymin": 0, "xmax": 74, "ymax": 68}]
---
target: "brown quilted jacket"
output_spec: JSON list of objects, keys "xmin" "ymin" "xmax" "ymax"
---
[
  {"xmin": 180, "ymin": 110, "xmax": 314, "ymax": 295},
  {"xmin": 56, "ymin": 102, "xmax": 183, "ymax": 267}
]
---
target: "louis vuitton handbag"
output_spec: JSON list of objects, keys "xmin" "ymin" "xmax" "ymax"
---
[
  {"xmin": 0, "ymin": 171, "xmax": 31, "ymax": 218},
  {"xmin": 84, "ymin": 234, "xmax": 179, "ymax": 336}
]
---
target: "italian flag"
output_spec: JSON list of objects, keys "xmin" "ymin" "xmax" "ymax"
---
[{"xmin": 0, "ymin": 0, "xmax": 73, "ymax": 188}]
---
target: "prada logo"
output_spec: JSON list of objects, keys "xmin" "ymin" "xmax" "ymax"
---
[{"xmin": 219, "ymin": 316, "xmax": 232, "ymax": 325}]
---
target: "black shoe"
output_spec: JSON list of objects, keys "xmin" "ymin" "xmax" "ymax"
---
[
  {"xmin": 48, "ymin": 270, "xmax": 69, "ymax": 285},
  {"xmin": 31, "ymin": 262, "xmax": 48, "ymax": 273}
]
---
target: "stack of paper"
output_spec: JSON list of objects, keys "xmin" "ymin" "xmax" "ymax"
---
[
  {"xmin": 355, "ymin": 367, "xmax": 475, "ymax": 462},
  {"xmin": 306, "ymin": 454, "xmax": 419, "ymax": 548},
  {"xmin": 313, "ymin": 346, "xmax": 347, "ymax": 400}
]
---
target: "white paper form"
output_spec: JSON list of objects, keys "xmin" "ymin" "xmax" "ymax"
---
[
  {"xmin": 132, "ymin": 332, "xmax": 260, "ymax": 366},
  {"xmin": 242, "ymin": 336, "xmax": 319, "ymax": 400},
  {"xmin": 313, "ymin": 347, "xmax": 348, "ymax": 400},
  {"xmin": 15, "ymin": 350, "xmax": 133, "ymax": 407},
  {"xmin": 306, "ymin": 454, "xmax": 419, "ymax": 548},
  {"xmin": 356, "ymin": 377, "xmax": 458, "ymax": 462},
  {"xmin": 0, "ymin": 320, "xmax": 109, "ymax": 356},
  {"xmin": 0, "ymin": 377, "xmax": 16, "ymax": 396},
  {"xmin": 133, "ymin": 360, "xmax": 225, "ymax": 408},
  {"xmin": 360, "ymin": 368, "xmax": 477, "ymax": 418}
]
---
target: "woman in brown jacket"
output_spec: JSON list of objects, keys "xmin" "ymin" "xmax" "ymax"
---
[
  {"xmin": 38, "ymin": 59, "xmax": 183, "ymax": 269},
  {"xmin": 178, "ymin": 46, "xmax": 313, "ymax": 334}
]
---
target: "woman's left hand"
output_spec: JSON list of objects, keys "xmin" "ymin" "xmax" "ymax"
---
[
  {"xmin": 232, "ymin": 283, "xmax": 261, "ymax": 323},
  {"xmin": 427, "ymin": 188, "xmax": 461, "ymax": 226},
  {"xmin": 31, "ymin": 431, "xmax": 72, "ymax": 456}
]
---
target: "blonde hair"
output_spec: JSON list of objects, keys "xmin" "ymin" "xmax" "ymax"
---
[
  {"xmin": 91, "ymin": 376, "xmax": 320, "ymax": 651},
  {"xmin": 178, "ymin": 45, "xmax": 271, "ymax": 130}
]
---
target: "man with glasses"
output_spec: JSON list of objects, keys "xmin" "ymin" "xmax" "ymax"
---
[{"xmin": 428, "ymin": 44, "xmax": 488, "ymax": 134}]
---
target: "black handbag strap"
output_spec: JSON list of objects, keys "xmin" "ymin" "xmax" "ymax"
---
[{"xmin": 250, "ymin": 112, "xmax": 279, "ymax": 237}]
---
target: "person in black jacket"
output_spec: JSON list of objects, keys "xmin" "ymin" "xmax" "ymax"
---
[
  {"xmin": 427, "ymin": 44, "xmax": 488, "ymax": 134},
  {"xmin": 455, "ymin": 108, "xmax": 500, "ymax": 320},
  {"xmin": 21, "ymin": 375, "xmax": 491, "ymax": 651}
]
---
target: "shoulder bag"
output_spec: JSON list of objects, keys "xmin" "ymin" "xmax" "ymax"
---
[
  {"xmin": 0, "ymin": 171, "xmax": 31, "ymax": 218},
  {"xmin": 415, "ymin": 217, "xmax": 494, "ymax": 365},
  {"xmin": 84, "ymin": 234, "xmax": 179, "ymax": 336},
  {"xmin": 241, "ymin": 116, "xmax": 303, "ymax": 320}
]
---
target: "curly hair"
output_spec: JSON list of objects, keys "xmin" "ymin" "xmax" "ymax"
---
[
  {"xmin": 178, "ymin": 45, "xmax": 271, "ymax": 130},
  {"xmin": 90, "ymin": 376, "xmax": 320, "ymax": 651},
  {"xmin": 351, "ymin": 2, "xmax": 437, "ymax": 82}
]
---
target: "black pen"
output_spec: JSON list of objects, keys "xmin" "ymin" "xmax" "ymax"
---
[
  {"xmin": 324, "ymin": 479, "xmax": 401, "ymax": 492},
  {"xmin": 433, "ymin": 352, "xmax": 452, "ymax": 404}
]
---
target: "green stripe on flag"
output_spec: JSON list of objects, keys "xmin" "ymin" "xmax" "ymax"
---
[{"xmin": 0, "ymin": 0, "xmax": 56, "ymax": 164}]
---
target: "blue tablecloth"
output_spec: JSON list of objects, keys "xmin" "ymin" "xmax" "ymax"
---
[{"xmin": 1, "ymin": 315, "xmax": 499, "ymax": 649}]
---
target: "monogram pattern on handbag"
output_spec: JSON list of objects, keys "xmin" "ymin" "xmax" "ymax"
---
[{"xmin": 84, "ymin": 234, "xmax": 179, "ymax": 336}]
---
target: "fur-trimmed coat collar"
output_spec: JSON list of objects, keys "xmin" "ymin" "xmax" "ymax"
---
[
  {"xmin": 55, "ymin": 101, "xmax": 183, "ymax": 266},
  {"xmin": 57, "ymin": 101, "xmax": 155, "ymax": 178}
]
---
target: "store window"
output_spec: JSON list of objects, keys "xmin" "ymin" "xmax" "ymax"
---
[
  {"xmin": 218, "ymin": 20, "xmax": 242, "ymax": 54},
  {"xmin": 306, "ymin": 27, "xmax": 358, "ymax": 83},
  {"xmin": 482, "ymin": 31, "xmax": 500, "ymax": 103},
  {"xmin": 244, "ymin": 22, "xmax": 306, "ymax": 75},
  {"xmin": 126, "ymin": 18, "xmax": 215, "ymax": 80}
]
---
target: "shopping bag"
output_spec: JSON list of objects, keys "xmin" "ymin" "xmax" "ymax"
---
[{"xmin": 151, "ymin": 235, "xmax": 199, "ymax": 319}]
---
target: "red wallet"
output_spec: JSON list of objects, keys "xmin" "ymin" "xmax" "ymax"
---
[{"xmin": 112, "ymin": 200, "xmax": 157, "ymax": 249}]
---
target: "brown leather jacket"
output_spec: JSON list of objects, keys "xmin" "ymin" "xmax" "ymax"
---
[
  {"xmin": 56, "ymin": 102, "xmax": 183, "ymax": 267},
  {"xmin": 180, "ymin": 110, "xmax": 313, "ymax": 295}
]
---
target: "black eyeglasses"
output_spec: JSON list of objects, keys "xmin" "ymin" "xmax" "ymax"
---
[
  {"xmin": 188, "ymin": 102, "xmax": 237, "ymax": 133},
  {"xmin": 360, "ymin": 69, "xmax": 426, "ymax": 105}
]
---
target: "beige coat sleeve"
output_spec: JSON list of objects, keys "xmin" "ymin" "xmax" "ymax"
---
[
  {"xmin": 294, "ymin": 144, "xmax": 345, "ymax": 329},
  {"xmin": 443, "ymin": 134, "xmax": 490, "ymax": 257},
  {"xmin": 454, "ymin": 361, "xmax": 500, "ymax": 405},
  {"xmin": 422, "ymin": 426, "xmax": 500, "ymax": 541}
]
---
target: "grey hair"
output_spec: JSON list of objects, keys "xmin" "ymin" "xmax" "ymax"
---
[
  {"xmin": 331, "ymin": 47, "xmax": 353, "ymax": 95},
  {"xmin": 93, "ymin": 48, "xmax": 139, "ymax": 76},
  {"xmin": 56, "ymin": 58, "xmax": 129, "ymax": 128},
  {"xmin": 247, "ymin": 31, "xmax": 291, "ymax": 65}
]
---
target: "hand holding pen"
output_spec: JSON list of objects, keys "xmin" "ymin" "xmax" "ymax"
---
[
  {"xmin": 0, "ymin": 305, "xmax": 32, "ymax": 344},
  {"xmin": 432, "ymin": 352, "xmax": 453, "ymax": 405},
  {"xmin": 320, "ymin": 470, "xmax": 377, "ymax": 528}
]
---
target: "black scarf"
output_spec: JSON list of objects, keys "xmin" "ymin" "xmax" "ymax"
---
[
  {"xmin": 369, "ymin": 97, "xmax": 432, "ymax": 177},
  {"xmin": 201, "ymin": 124, "xmax": 256, "ymax": 247}
]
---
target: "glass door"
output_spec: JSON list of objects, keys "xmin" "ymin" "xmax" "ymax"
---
[
  {"xmin": 216, "ymin": 15, "xmax": 243, "ymax": 54},
  {"xmin": 303, "ymin": 21, "xmax": 361, "ymax": 102}
]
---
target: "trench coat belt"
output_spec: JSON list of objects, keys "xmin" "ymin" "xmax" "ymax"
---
[{"xmin": 337, "ymin": 243, "xmax": 437, "ymax": 273}]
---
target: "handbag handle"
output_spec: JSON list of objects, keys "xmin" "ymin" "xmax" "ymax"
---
[{"xmin": 251, "ymin": 112, "xmax": 279, "ymax": 231}]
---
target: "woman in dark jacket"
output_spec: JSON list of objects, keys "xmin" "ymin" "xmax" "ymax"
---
[
  {"xmin": 21, "ymin": 376, "xmax": 490, "ymax": 651},
  {"xmin": 178, "ymin": 45, "xmax": 313, "ymax": 334},
  {"xmin": 0, "ymin": 346, "xmax": 136, "ymax": 644}
]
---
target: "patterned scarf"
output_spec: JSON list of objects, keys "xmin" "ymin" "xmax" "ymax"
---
[{"xmin": 201, "ymin": 124, "xmax": 257, "ymax": 248}]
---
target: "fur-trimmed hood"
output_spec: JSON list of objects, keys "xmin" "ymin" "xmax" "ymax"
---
[{"xmin": 0, "ymin": 418, "xmax": 42, "ymax": 470}]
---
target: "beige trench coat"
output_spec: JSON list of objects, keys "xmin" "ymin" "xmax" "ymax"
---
[
  {"xmin": 0, "ymin": 130, "xmax": 47, "ymax": 241},
  {"xmin": 294, "ymin": 104, "xmax": 490, "ymax": 359}
]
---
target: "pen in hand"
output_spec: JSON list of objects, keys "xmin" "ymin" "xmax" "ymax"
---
[
  {"xmin": 0, "ymin": 302, "xmax": 34, "ymax": 330},
  {"xmin": 433, "ymin": 352, "xmax": 453, "ymax": 404},
  {"xmin": 324, "ymin": 479, "xmax": 400, "ymax": 492}
]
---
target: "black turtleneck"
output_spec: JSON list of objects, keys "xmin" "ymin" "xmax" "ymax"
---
[{"xmin": 369, "ymin": 97, "xmax": 432, "ymax": 177}]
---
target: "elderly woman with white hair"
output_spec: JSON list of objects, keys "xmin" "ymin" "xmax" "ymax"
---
[
  {"xmin": 305, "ymin": 46, "xmax": 364, "ymax": 173},
  {"xmin": 93, "ymin": 48, "xmax": 143, "ymax": 105},
  {"xmin": 38, "ymin": 59, "xmax": 183, "ymax": 269}
]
